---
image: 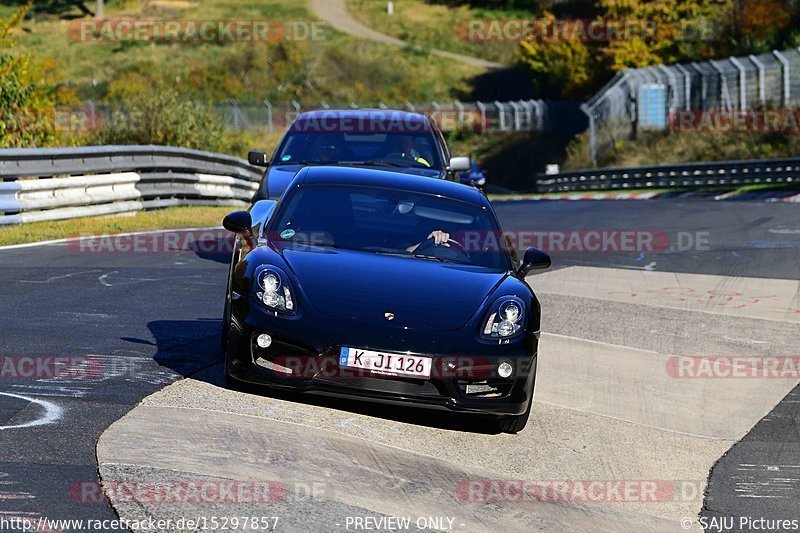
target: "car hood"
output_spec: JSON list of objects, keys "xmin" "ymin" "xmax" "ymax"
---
[
  {"xmin": 265, "ymin": 164, "xmax": 444, "ymax": 199},
  {"xmin": 279, "ymin": 246, "xmax": 506, "ymax": 331},
  {"xmin": 266, "ymin": 165, "xmax": 305, "ymax": 199}
]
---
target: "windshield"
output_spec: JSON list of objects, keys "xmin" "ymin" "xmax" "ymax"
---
[
  {"xmin": 274, "ymin": 130, "xmax": 443, "ymax": 169},
  {"xmin": 268, "ymin": 185, "xmax": 507, "ymax": 269}
]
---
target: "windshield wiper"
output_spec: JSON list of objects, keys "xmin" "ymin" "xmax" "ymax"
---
[
  {"xmin": 276, "ymin": 160, "xmax": 327, "ymax": 166},
  {"xmin": 338, "ymin": 160, "xmax": 410, "ymax": 168},
  {"xmin": 371, "ymin": 250, "xmax": 462, "ymax": 264},
  {"xmin": 413, "ymin": 254, "xmax": 449, "ymax": 263}
]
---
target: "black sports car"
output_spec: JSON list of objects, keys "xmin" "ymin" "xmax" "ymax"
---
[
  {"xmin": 247, "ymin": 109, "xmax": 472, "ymax": 201},
  {"xmin": 221, "ymin": 166, "xmax": 550, "ymax": 433}
]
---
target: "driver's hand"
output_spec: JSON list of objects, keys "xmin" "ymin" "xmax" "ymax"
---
[{"xmin": 428, "ymin": 230, "xmax": 450, "ymax": 247}]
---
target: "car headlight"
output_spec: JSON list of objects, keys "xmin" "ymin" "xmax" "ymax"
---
[
  {"xmin": 481, "ymin": 297, "xmax": 525, "ymax": 340},
  {"xmin": 255, "ymin": 266, "xmax": 295, "ymax": 314}
]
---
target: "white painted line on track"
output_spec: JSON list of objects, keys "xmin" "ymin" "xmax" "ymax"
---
[{"xmin": 0, "ymin": 392, "xmax": 64, "ymax": 430}]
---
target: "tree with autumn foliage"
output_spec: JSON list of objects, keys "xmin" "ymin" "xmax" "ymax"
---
[
  {"xmin": 0, "ymin": 3, "xmax": 77, "ymax": 148},
  {"xmin": 517, "ymin": 0, "xmax": 800, "ymax": 99}
]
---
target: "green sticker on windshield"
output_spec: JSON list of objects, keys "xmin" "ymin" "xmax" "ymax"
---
[{"xmin": 280, "ymin": 229, "xmax": 296, "ymax": 239}]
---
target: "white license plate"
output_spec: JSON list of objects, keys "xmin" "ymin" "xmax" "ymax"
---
[{"xmin": 339, "ymin": 347, "xmax": 432, "ymax": 378}]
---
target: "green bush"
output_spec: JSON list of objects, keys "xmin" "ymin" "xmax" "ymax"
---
[
  {"xmin": 0, "ymin": 3, "xmax": 57, "ymax": 148},
  {"xmin": 90, "ymin": 88, "xmax": 230, "ymax": 152}
]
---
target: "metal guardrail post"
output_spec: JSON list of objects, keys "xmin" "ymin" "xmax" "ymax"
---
[
  {"xmin": 772, "ymin": 50, "xmax": 791, "ymax": 106},
  {"xmin": 690, "ymin": 63, "xmax": 707, "ymax": 108},
  {"xmin": 748, "ymin": 55, "xmax": 767, "ymax": 105},
  {"xmin": 657, "ymin": 65, "xmax": 678, "ymax": 123},
  {"xmin": 495, "ymin": 101, "xmax": 506, "ymax": 131},
  {"xmin": 454, "ymin": 100, "xmax": 465, "ymax": 132},
  {"xmin": 264, "ymin": 100, "xmax": 274, "ymax": 134},
  {"xmin": 580, "ymin": 103, "xmax": 596, "ymax": 167},
  {"xmin": 710, "ymin": 60, "xmax": 732, "ymax": 111},
  {"xmin": 728, "ymin": 57, "xmax": 747, "ymax": 111},
  {"xmin": 509, "ymin": 101, "xmax": 522, "ymax": 131},
  {"xmin": 229, "ymin": 99, "xmax": 241, "ymax": 132},
  {"xmin": 476, "ymin": 101, "xmax": 487, "ymax": 131},
  {"xmin": 431, "ymin": 101, "xmax": 441, "ymax": 123},
  {"xmin": 673, "ymin": 64, "xmax": 692, "ymax": 111},
  {"xmin": 530, "ymin": 100, "xmax": 543, "ymax": 131}
]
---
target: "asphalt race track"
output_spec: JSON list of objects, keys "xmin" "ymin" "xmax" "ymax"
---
[{"xmin": 0, "ymin": 199, "xmax": 798, "ymax": 532}]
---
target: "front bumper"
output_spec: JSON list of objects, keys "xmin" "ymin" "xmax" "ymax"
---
[{"xmin": 226, "ymin": 316, "xmax": 538, "ymax": 417}]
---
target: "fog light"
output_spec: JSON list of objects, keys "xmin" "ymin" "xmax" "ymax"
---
[
  {"xmin": 498, "ymin": 362, "xmax": 513, "ymax": 378},
  {"xmin": 256, "ymin": 334, "xmax": 272, "ymax": 349}
]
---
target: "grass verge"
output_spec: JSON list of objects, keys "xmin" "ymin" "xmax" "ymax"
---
[
  {"xmin": 0, "ymin": 206, "xmax": 233, "ymax": 247},
  {"xmin": 346, "ymin": 0, "xmax": 524, "ymax": 65},
  {"xmin": 19, "ymin": 0, "xmax": 480, "ymax": 105},
  {"xmin": 564, "ymin": 129, "xmax": 800, "ymax": 170}
]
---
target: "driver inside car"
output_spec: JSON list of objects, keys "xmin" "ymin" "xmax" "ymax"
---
[
  {"xmin": 406, "ymin": 230, "xmax": 460, "ymax": 253},
  {"xmin": 385, "ymin": 135, "xmax": 431, "ymax": 168}
]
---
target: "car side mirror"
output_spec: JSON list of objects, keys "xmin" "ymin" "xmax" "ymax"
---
[
  {"xmin": 249, "ymin": 199, "xmax": 277, "ymax": 238},
  {"xmin": 248, "ymin": 150, "xmax": 270, "ymax": 167},
  {"xmin": 250, "ymin": 199, "xmax": 276, "ymax": 226},
  {"xmin": 449, "ymin": 156, "xmax": 471, "ymax": 172},
  {"xmin": 518, "ymin": 247, "xmax": 551, "ymax": 277},
  {"xmin": 223, "ymin": 211, "xmax": 253, "ymax": 235}
]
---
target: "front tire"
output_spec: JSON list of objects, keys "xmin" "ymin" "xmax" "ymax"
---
[
  {"xmin": 220, "ymin": 241, "xmax": 239, "ymax": 350},
  {"xmin": 221, "ymin": 297, "xmax": 231, "ymax": 350},
  {"xmin": 496, "ymin": 399, "xmax": 532, "ymax": 434},
  {"xmin": 223, "ymin": 328, "xmax": 247, "ymax": 391}
]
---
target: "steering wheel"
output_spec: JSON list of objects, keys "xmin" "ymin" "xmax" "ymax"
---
[
  {"xmin": 414, "ymin": 237, "xmax": 470, "ymax": 262},
  {"xmin": 382, "ymin": 152, "xmax": 416, "ymax": 164}
]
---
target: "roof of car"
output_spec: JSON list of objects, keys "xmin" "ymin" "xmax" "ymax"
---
[
  {"xmin": 296, "ymin": 166, "xmax": 486, "ymax": 205},
  {"xmin": 290, "ymin": 109, "xmax": 434, "ymax": 133}
]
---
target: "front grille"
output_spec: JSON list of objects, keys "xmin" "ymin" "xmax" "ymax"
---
[{"xmin": 312, "ymin": 376, "xmax": 443, "ymax": 398}]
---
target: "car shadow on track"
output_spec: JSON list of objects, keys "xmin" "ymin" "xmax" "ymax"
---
[
  {"xmin": 124, "ymin": 318, "xmax": 224, "ymax": 377},
  {"xmin": 143, "ymin": 319, "xmax": 504, "ymax": 435},
  {"xmin": 191, "ymin": 234, "xmax": 232, "ymax": 264}
]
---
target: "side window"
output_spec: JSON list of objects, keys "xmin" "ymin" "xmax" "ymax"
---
[
  {"xmin": 504, "ymin": 234, "xmax": 520, "ymax": 270},
  {"xmin": 435, "ymin": 126, "xmax": 450, "ymax": 161}
]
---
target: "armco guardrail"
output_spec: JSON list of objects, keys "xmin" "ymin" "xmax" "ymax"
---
[
  {"xmin": 0, "ymin": 146, "xmax": 262, "ymax": 225},
  {"xmin": 536, "ymin": 157, "xmax": 800, "ymax": 193}
]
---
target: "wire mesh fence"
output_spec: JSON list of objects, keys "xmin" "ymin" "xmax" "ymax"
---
[
  {"xmin": 582, "ymin": 48, "xmax": 800, "ymax": 166},
  {"xmin": 211, "ymin": 100, "xmax": 556, "ymax": 134},
  {"xmin": 69, "ymin": 99, "xmax": 576, "ymax": 137}
]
